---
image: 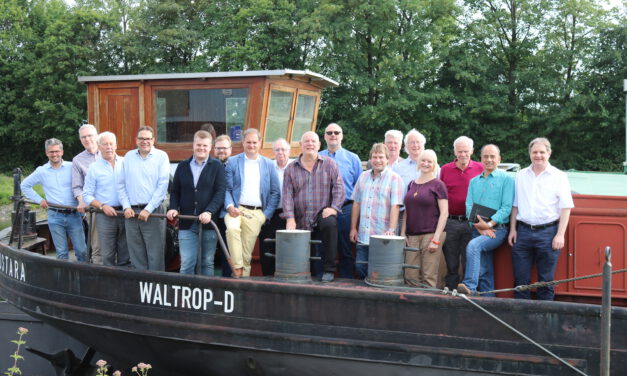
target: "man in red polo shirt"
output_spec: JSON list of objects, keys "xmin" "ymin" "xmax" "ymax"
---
[{"xmin": 439, "ymin": 136, "xmax": 484, "ymax": 290}]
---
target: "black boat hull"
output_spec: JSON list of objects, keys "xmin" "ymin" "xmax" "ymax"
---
[{"xmin": 0, "ymin": 243, "xmax": 625, "ymax": 376}]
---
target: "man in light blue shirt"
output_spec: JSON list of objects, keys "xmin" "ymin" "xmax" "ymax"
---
[
  {"xmin": 117, "ymin": 126, "xmax": 170, "ymax": 271},
  {"xmin": 83, "ymin": 132, "xmax": 129, "ymax": 267},
  {"xmin": 319, "ymin": 123, "xmax": 362, "ymax": 278},
  {"xmin": 457, "ymin": 144, "xmax": 514, "ymax": 296},
  {"xmin": 21, "ymin": 138, "xmax": 87, "ymax": 261},
  {"xmin": 392, "ymin": 129, "xmax": 431, "ymax": 190}
]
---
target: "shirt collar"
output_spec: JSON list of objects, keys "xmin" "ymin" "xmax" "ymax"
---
[{"xmin": 45, "ymin": 160, "xmax": 66, "ymax": 169}]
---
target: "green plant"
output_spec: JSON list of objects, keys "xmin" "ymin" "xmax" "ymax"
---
[{"xmin": 5, "ymin": 327, "xmax": 28, "ymax": 376}]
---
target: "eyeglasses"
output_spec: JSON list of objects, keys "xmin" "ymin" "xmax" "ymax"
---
[
  {"xmin": 80, "ymin": 134, "xmax": 96, "ymax": 139},
  {"xmin": 215, "ymin": 147, "xmax": 231, "ymax": 151},
  {"xmin": 273, "ymin": 148, "xmax": 289, "ymax": 152},
  {"xmin": 137, "ymin": 137, "xmax": 153, "ymax": 142},
  {"xmin": 326, "ymin": 131, "xmax": 341, "ymax": 135}
]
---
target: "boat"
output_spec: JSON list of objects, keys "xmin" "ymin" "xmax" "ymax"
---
[
  {"xmin": 1, "ymin": 175, "xmax": 627, "ymax": 375},
  {"xmin": 1, "ymin": 229, "xmax": 625, "ymax": 376},
  {"xmin": 1, "ymin": 71, "xmax": 626, "ymax": 375}
]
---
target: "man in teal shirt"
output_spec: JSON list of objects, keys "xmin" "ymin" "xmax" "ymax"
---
[{"xmin": 457, "ymin": 144, "xmax": 514, "ymax": 296}]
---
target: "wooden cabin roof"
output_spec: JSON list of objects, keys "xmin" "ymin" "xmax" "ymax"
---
[{"xmin": 78, "ymin": 69, "xmax": 339, "ymax": 89}]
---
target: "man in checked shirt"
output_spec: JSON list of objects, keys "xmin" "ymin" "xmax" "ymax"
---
[{"xmin": 282, "ymin": 131, "xmax": 345, "ymax": 283}]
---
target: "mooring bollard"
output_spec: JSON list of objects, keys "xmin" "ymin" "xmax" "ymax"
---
[
  {"xmin": 271, "ymin": 230, "xmax": 320, "ymax": 282},
  {"xmin": 367, "ymin": 235, "xmax": 418, "ymax": 286}
]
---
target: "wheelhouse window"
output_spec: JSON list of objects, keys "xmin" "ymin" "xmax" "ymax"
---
[
  {"xmin": 156, "ymin": 88, "xmax": 248, "ymax": 143},
  {"xmin": 263, "ymin": 86, "xmax": 319, "ymax": 147}
]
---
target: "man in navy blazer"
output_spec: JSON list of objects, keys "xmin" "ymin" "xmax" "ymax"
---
[
  {"xmin": 224, "ymin": 128, "xmax": 280, "ymax": 277},
  {"xmin": 167, "ymin": 130, "xmax": 226, "ymax": 276}
]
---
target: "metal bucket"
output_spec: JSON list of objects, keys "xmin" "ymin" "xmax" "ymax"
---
[
  {"xmin": 368, "ymin": 235, "xmax": 406, "ymax": 286},
  {"xmin": 274, "ymin": 230, "xmax": 312, "ymax": 282}
]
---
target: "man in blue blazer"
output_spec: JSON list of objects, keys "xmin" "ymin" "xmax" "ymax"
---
[
  {"xmin": 224, "ymin": 128, "xmax": 280, "ymax": 277},
  {"xmin": 167, "ymin": 130, "xmax": 226, "ymax": 276}
]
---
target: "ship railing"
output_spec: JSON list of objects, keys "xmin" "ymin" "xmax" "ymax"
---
[
  {"xmin": 9, "ymin": 197, "xmax": 235, "ymax": 275},
  {"xmin": 8, "ymin": 167, "xmax": 234, "ymax": 275}
]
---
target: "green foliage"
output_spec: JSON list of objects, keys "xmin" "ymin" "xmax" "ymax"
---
[
  {"xmin": 0, "ymin": 0, "xmax": 624, "ymax": 171},
  {"xmin": 5, "ymin": 327, "xmax": 28, "ymax": 376}
]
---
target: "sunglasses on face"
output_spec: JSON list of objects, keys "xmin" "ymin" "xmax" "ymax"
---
[{"xmin": 326, "ymin": 131, "xmax": 341, "ymax": 135}]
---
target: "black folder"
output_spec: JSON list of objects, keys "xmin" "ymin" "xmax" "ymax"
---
[{"xmin": 469, "ymin": 203, "xmax": 497, "ymax": 223}]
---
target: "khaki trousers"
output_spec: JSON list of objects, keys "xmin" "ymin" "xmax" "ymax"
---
[
  {"xmin": 404, "ymin": 232, "xmax": 447, "ymax": 288},
  {"xmin": 225, "ymin": 206, "xmax": 265, "ymax": 276}
]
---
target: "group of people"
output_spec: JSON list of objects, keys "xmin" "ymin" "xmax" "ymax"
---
[{"xmin": 20, "ymin": 122, "xmax": 573, "ymax": 300}]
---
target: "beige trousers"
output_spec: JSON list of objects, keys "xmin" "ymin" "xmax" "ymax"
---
[
  {"xmin": 225, "ymin": 206, "xmax": 265, "ymax": 276},
  {"xmin": 404, "ymin": 232, "xmax": 446, "ymax": 288}
]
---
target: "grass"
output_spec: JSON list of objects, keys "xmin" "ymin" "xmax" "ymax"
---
[{"xmin": 0, "ymin": 174, "xmax": 44, "ymax": 205}]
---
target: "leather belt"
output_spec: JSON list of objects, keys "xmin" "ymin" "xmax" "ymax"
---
[
  {"xmin": 448, "ymin": 215, "xmax": 467, "ymax": 221},
  {"xmin": 130, "ymin": 204, "xmax": 148, "ymax": 210},
  {"xmin": 49, "ymin": 208, "xmax": 76, "ymax": 215},
  {"xmin": 518, "ymin": 220, "xmax": 559, "ymax": 230},
  {"xmin": 241, "ymin": 204, "xmax": 262, "ymax": 211}
]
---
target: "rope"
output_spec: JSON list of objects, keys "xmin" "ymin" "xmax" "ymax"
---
[
  {"xmin": 448, "ymin": 289, "xmax": 588, "ymax": 376},
  {"xmin": 476, "ymin": 267, "xmax": 627, "ymax": 296}
]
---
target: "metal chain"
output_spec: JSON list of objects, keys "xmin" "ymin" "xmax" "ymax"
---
[{"xmin": 476, "ymin": 267, "xmax": 627, "ymax": 296}]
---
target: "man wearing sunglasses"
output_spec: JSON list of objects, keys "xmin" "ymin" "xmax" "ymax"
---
[{"xmin": 319, "ymin": 123, "xmax": 362, "ymax": 279}]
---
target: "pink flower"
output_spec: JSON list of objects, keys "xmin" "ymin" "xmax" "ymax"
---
[
  {"xmin": 17, "ymin": 327, "xmax": 28, "ymax": 335},
  {"xmin": 137, "ymin": 362, "xmax": 151, "ymax": 369},
  {"xmin": 132, "ymin": 366, "xmax": 138, "ymax": 373},
  {"xmin": 96, "ymin": 359, "xmax": 107, "ymax": 368},
  {"xmin": 113, "ymin": 371, "xmax": 122, "ymax": 376}
]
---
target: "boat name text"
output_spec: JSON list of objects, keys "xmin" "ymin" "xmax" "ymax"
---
[
  {"xmin": 0, "ymin": 255, "xmax": 26, "ymax": 282},
  {"xmin": 139, "ymin": 282, "xmax": 234, "ymax": 313}
]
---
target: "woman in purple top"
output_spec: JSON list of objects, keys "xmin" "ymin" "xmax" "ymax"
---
[{"xmin": 401, "ymin": 149, "xmax": 449, "ymax": 288}]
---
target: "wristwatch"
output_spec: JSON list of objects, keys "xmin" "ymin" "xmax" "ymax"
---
[{"xmin": 488, "ymin": 221, "xmax": 494, "ymax": 228}]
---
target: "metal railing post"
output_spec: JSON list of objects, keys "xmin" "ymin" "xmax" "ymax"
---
[{"xmin": 600, "ymin": 246, "xmax": 612, "ymax": 376}]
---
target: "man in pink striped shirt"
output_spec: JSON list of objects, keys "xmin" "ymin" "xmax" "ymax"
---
[{"xmin": 283, "ymin": 131, "xmax": 345, "ymax": 282}]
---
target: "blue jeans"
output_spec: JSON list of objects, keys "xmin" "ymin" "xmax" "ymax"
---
[
  {"xmin": 178, "ymin": 223, "xmax": 217, "ymax": 276},
  {"xmin": 47, "ymin": 210, "xmax": 87, "ymax": 262},
  {"xmin": 511, "ymin": 224, "xmax": 560, "ymax": 300},
  {"xmin": 355, "ymin": 244, "xmax": 369, "ymax": 279},
  {"xmin": 462, "ymin": 226, "xmax": 508, "ymax": 294}
]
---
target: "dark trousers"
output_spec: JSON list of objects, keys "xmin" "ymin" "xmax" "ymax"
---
[
  {"xmin": 442, "ymin": 218, "xmax": 472, "ymax": 289},
  {"xmin": 311, "ymin": 215, "xmax": 338, "ymax": 275},
  {"xmin": 259, "ymin": 209, "xmax": 285, "ymax": 276},
  {"xmin": 512, "ymin": 224, "xmax": 560, "ymax": 300},
  {"xmin": 215, "ymin": 217, "xmax": 232, "ymax": 277},
  {"xmin": 336, "ymin": 202, "xmax": 355, "ymax": 278}
]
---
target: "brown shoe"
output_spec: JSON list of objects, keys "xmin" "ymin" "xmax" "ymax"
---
[{"xmin": 457, "ymin": 283, "xmax": 471, "ymax": 295}]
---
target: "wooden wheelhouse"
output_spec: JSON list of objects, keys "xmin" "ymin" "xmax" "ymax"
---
[{"xmin": 79, "ymin": 69, "xmax": 339, "ymax": 160}]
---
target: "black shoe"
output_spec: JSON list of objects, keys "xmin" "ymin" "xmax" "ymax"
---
[
  {"xmin": 457, "ymin": 283, "xmax": 471, "ymax": 295},
  {"xmin": 321, "ymin": 272, "xmax": 334, "ymax": 283}
]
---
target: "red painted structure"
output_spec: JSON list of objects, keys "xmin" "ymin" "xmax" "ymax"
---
[{"xmin": 493, "ymin": 194, "xmax": 627, "ymax": 304}]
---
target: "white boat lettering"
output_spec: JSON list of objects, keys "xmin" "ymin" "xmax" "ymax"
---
[
  {"xmin": 211, "ymin": 292, "xmax": 233, "ymax": 313},
  {"xmin": 138, "ymin": 281, "xmax": 234, "ymax": 313},
  {"xmin": 0, "ymin": 255, "xmax": 26, "ymax": 282}
]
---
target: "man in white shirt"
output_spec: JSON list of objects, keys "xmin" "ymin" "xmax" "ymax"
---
[
  {"xmin": 508, "ymin": 137, "xmax": 574, "ymax": 300},
  {"xmin": 259, "ymin": 138, "xmax": 293, "ymax": 276},
  {"xmin": 224, "ymin": 129, "xmax": 280, "ymax": 277}
]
